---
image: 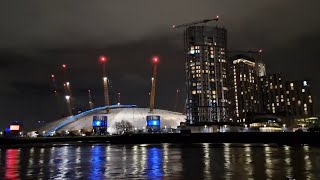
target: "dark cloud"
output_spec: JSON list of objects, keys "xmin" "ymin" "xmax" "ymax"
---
[
  {"xmin": 10, "ymin": 81, "xmax": 51, "ymax": 96},
  {"xmin": 0, "ymin": 51, "xmax": 32, "ymax": 69}
]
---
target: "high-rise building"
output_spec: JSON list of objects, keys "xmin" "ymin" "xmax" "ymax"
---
[
  {"xmin": 259, "ymin": 74, "xmax": 315, "ymax": 125},
  {"xmin": 185, "ymin": 26, "xmax": 229, "ymax": 124},
  {"xmin": 260, "ymin": 73, "xmax": 287, "ymax": 114},
  {"xmin": 257, "ymin": 62, "xmax": 266, "ymax": 77},
  {"xmin": 230, "ymin": 54, "xmax": 260, "ymax": 122},
  {"xmin": 285, "ymin": 80, "xmax": 314, "ymax": 118}
]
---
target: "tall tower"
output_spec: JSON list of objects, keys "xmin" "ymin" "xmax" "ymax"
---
[
  {"xmin": 230, "ymin": 54, "xmax": 260, "ymax": 123},
  {"xmin": 185, "ymin": 26, "xmax": 228, "ymax": 124}
]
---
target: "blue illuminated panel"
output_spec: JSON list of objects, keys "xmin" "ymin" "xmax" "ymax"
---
[
  {"xmin": 146, "ymin": 115, "xmax": 161, "ymax": 126},
  {"xmin": 147, "ymin": 120, "xmax": 160, "ymax": 126},
  {"xmin": 92, "ymin": 116, "xmax": 108, "ymax": 127}
]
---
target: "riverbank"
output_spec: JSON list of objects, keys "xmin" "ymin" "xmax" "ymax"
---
[{"xmin": 1, "ymin": 132, "xmax": 320, "ymax": 146}]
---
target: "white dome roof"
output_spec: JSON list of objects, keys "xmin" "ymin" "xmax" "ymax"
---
[{"xmin": 39, "ymin": 106, "xmax": 185, "ymax": 135}]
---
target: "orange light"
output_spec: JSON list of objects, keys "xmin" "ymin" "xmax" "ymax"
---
[
  {"xmin": 10, "ymin": 125, "xmax": 20, "ymax": 131},
  {"xmin": 99, "ymin": 55, "xmax": 107, "ymax": 63}
]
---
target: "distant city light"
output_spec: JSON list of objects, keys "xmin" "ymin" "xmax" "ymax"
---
[{"xmin": 10, "ymin": 125, "xmax": 20, "ymax": 131}]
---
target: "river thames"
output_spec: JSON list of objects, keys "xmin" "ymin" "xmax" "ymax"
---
[{"xmin": 0, "ymin": 143, "xmax": 320, "ymax": 179}]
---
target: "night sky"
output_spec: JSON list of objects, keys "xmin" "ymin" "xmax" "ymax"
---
[{"xmin": 1, "ymin": 1, "xmax": 320, "ymax": 130}]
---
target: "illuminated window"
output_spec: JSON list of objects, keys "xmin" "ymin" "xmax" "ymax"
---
[
  {"xmin": 302, "ymin": 89, "xmax": 305, "ymax": 93},
  {"xmin": 303, "ymin": 81, "xmax": 308, "ymax": 86}
]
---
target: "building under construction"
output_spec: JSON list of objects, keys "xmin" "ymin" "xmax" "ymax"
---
[{"xmin": 184, "ymin": 26, "xmax": 229, "ymax": 124}]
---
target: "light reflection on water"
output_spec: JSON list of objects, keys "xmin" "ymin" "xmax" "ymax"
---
[{"xmin": 0, "ymin": 143, "xmax": 320, "ymax": 179}]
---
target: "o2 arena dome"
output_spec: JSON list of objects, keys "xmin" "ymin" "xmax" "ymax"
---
[{"xmin": 38, "ymin": 105, "xmax": 185, "ymax": 135}]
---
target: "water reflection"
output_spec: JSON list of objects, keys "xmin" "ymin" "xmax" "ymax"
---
[
  {"xmin": 5, "ymin": 149, "xmax": 19, "ymax": 180},
  {"xmin": 0, "ymin": 144, "xmax": 320, "ymax": 179},
  {"xmin": 147, "ymin": 147, "xmax": 163, "ymax": 178},
  {"xmin": 90, "ymin": 145, "xmax": 106, "ymax": 179}
]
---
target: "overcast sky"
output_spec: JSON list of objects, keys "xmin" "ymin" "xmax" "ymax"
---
[{"xmin": 0, "ymin": 1, "xmax": 320, "ymax": 130}]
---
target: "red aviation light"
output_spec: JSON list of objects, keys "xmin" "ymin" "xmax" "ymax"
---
[
  {"xmin": 152, "ymin": 56, "xmax": 159, "ymax": 63},
  {"xmin": 99, "ymin": 55, "xmax": 107, "ymax": 63},
  {"xmin": 62, "ymin": 64, "xmax": 67, "ymax": 69}
]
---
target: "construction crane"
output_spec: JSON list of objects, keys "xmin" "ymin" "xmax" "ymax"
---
[{"xmin": 172, "ymin": 16, "xmax": 219, "ymax": 29}]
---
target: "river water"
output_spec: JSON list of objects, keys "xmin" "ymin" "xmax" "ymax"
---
[{"xmin": 0, "ymin": 143, "xmax": 320, "ymax": 179}]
